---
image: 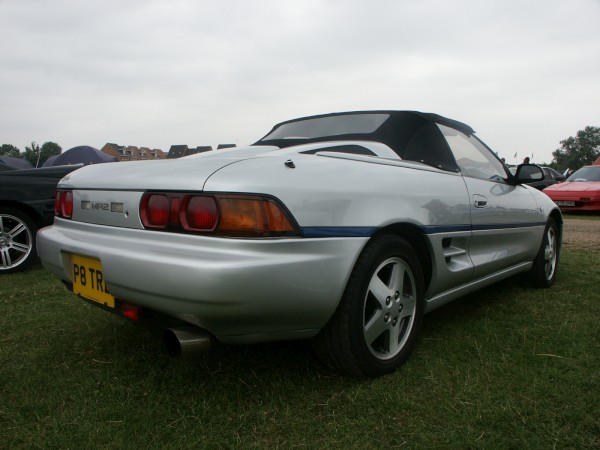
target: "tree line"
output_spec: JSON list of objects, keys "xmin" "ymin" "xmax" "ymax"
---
[
  {"xmin": 0, "ymin": 142, "xmax": 62, "ymax": 167},
  {"xmin": 548, "ymin": 126, "xmax": 600, "ymax": 171}
]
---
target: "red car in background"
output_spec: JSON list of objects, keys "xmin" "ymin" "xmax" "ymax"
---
[{"xmin": 543, "ymin": 165, "xmax": 600, "ymax": 211}]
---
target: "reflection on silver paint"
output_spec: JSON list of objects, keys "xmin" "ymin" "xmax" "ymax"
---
[{"xmin": 205, "ymin": 147, "xmax": 470, "ymax": 228}]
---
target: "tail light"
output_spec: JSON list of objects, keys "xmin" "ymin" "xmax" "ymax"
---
[
  {"xmin": 140, "ymin": 194, "xmax": 170, "ymax": 229},
  {"xmin": 55, "ymin": 190, "xmax": 73, "ymax": 219},
  {"xmin": 140, "ymin": 193, "xmax": 299, "ymax": 237},
  {"xmin": 181, "ymin": 196, "xmax": 218, "ymax": 231}
]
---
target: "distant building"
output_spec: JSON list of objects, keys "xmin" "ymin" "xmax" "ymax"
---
[
  {"xmin": 101, "ymin": 143, "xmax": 166, "ymax": 161},
  {"xmin": 101, "ymin": 143, "xmax": 126, "ymax": 160},
  {"xmin": 148, "ymin": 148, "xmax": 166, "ymax": 159},
  {"xmin": 167, "ymin": 145, "xmax": 190, "ymax": 159},
  {"xmin": 167, "ymin": 145, "xmax": 213, "ymax": 159},
  {"xmin": 125, "ymin": 146, "xmax": 140, "ymax": 160},
  {"xmin": 217, "ymin": 144, "xmax": 236, "ymax": 150}
]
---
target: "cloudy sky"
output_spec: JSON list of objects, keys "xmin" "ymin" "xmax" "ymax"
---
[{"xmin": 1, "ymin": 0, "xmax": 599, "ymax": 164}]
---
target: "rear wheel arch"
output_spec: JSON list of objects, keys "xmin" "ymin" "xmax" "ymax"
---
[
  {"xmin": 549, "ymin": 209, "xmax": 563, "ymax": 249},
  {"xmin": 0, "ymin": 200, "xmax": 46, "ymax": 229},
  {"xmin": 373, "ymin": 223, "xmax": 433, "ymax": 291}
]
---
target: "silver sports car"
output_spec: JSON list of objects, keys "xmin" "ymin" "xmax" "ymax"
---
[{"xmin": 37, "ymin": 111, "xmax": 561, "ymax": 377}]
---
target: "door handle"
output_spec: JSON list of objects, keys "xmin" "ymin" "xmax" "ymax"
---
[{"xmin": 473, "ymin": 194, "xmax": 488, "ymax": 208}]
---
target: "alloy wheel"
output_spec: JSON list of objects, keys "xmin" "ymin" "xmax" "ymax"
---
[
  {"xmin": 0, "ymin": 213, "xmax": 33, "ymax": 271},
  {"xmin": 544, "ymin": 226, "xmax": 557, "ymax": 281},
  {"xmin": 363, "ymin": 257, "xmax": 417, "ymax": 360}
]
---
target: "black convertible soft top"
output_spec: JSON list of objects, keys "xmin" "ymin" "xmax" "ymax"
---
[{"xmin": 254, "ymin": 110, "xmax": 477, "ymax": 172}]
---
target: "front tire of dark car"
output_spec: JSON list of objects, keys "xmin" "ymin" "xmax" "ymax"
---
[
  {"xmin": 313, "ymin": 235, "xmax": 425, "ymax": 377},
  {"xmin": 0, "ymin": 207, "xmax": 38, "ymax": 274}
]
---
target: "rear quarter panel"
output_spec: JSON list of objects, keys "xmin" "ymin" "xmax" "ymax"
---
[{"xmin": 204, "ymin": 154, "xmax": 471, "ymax": 229}]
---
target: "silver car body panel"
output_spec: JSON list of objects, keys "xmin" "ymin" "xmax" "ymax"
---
[
  {"xmin": 37, "ymin": 138, "xmax": 560, "ymax": 343},
  {"xmin": 38, "ymin": 218, "xmax": 368, "ymax": 343},
  {"xmin": 73, "ymin": 190, "xmax": 145, "ymax": 229}
]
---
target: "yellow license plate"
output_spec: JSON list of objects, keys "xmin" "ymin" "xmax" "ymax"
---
[{"xmin": 71, "ymin": 254, "xmax": 115, "ymax": 308}]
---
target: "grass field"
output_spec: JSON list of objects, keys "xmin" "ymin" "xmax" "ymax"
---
[
  {"xmin": 1, "ymin": 249, "xmax": 598, "ymax": 449},
  {"xmin": 562, "ymin": 212, "xmax": 600, "ymax": 221}
]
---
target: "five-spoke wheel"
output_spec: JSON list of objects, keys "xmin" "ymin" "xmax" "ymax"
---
[
  {"xmin": 0, "ymin": 208, "xmax": 37, "ymax": 274},
  {"xmin": 363, "ymin": 256, "xmax": 417, "ymax": 360},
  {"xmin": 313, "ymin": 235, "xmax": 424, "ymax": 377}
]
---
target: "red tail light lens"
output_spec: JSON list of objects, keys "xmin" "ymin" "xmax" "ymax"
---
[
  {"xmin": 139, "ymin": 192, "xmax": 299, "ymax": 237},
  {"xmin": 55, "ymin": 190, "xmax": 73, "ymax": 219},
  {"xmin": 140, "ymin": 194, "xmax": 170, "ymax": 228},
  {"xmin": 181, "ymin": 196, "xmax": 218, "ymax": 231},
  {"xmin": 62, "ymin": 191, "xmax": 73, "ymax": 218}
]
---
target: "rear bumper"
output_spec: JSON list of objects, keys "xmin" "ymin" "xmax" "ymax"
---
[{"xmin": 37, "ymin": 219, "xmax": 367, "ymax": 343}]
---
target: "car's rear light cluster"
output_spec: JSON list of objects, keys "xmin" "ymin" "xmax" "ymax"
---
[
  {"xmin": 140, "ymin": 193, "xmax": 300, "ymax": 237},
  {"xmin": 55, "ymin": 190, "xmax": 73, "ymax": 219}
]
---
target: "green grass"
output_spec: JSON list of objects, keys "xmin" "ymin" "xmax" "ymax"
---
[
  {"xmin": 562, "ymin": 212, "xmax": 600, "ymax": 221},
  {"xmin": 1, "ymin": 251, "xmax": 598, "ymax": 449}
]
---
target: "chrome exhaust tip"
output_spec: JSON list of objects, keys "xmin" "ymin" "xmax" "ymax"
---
[{"xmin": 164, "ymin": 326, "xmax": 211, "ymax": 357}]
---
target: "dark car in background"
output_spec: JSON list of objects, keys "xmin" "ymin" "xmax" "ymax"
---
[
  {"xmin": 508, "ymin": 166, "xmax": 565, "ymax": 190},
  {"xmin": 529, "ymin": 167, "xmax": 566, "ymax": 190},
  {"xmin": 0, "ymin": 164, "xmax": 81, "ymax": 273},
  {"xmin": 509, "ymin": 167, "xmax": 567, "ymax": 191}
]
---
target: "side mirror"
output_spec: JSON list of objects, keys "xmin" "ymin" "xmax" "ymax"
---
[{"xmin": 515, "ymin": 163, "xmax": 544, "ymax": 184}]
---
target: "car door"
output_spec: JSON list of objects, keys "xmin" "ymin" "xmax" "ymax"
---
[{"xmin": 438, "ymin": 124, "xmax": 544, "ymax": 278}]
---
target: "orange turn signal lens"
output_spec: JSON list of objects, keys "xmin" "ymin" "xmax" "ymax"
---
[{"xmin": 217, "ymin": 197, "xmax": 296, "ymax": 236}]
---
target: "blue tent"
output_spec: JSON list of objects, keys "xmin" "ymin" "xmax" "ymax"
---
[
  {"xmin": 0, "ymin": 155, "xmax": 34, "ymax": 169},
  {"xmin": 43, "ymin": 146, "xmax": 118, "ymax": 167},
  {"xmin": 42, "ymin": 154, "xmax": 59, "ymax": 166}
]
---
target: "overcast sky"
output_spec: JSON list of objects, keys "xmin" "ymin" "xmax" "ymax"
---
[{"xmin": 1, "ymin": 0, "xmax": 599, "ymax": 164}]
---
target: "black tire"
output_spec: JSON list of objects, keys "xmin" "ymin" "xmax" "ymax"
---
[
  {"xmin": 313, "ymin": 235, "xmax": 425, "ymax": 377},
  {"xmin": 0, "ymin": 207, "xmax": 38, "ymax": 274},
  {"xmin": 530, "ymin": 217, "xmax": 559, "ymax": 288}
]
